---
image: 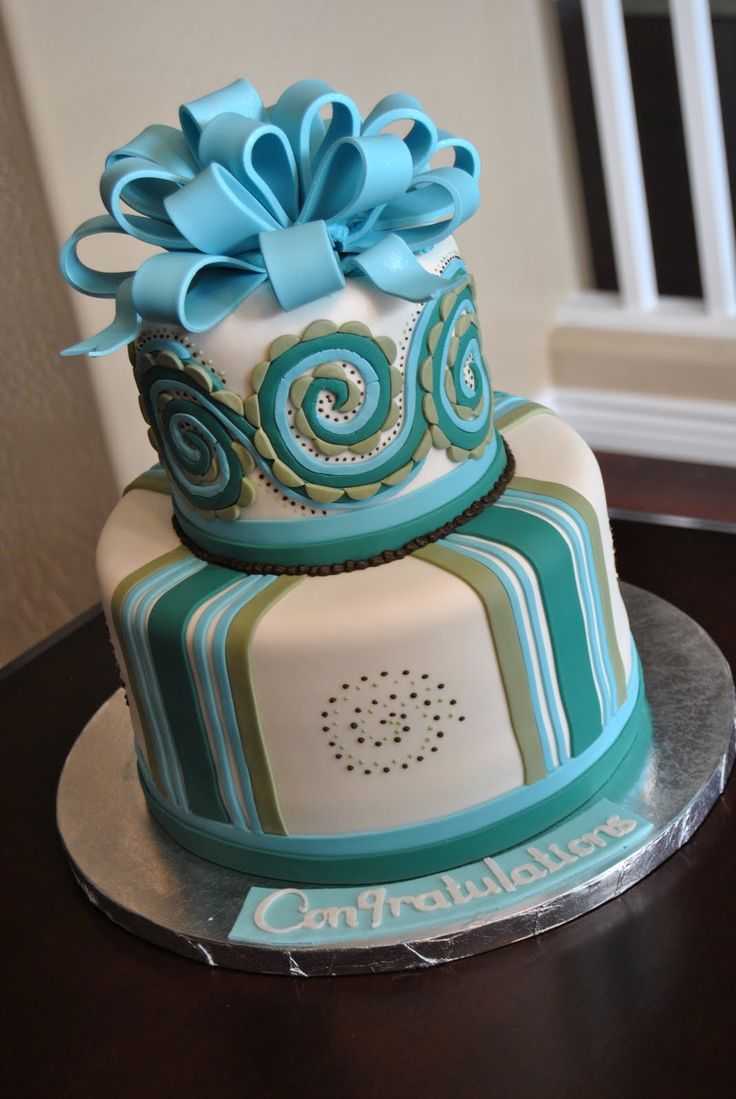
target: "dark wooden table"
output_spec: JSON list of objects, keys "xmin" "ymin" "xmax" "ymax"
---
[{"xmin": 3, "ymin": 518, "xmax": 735, "ymax": 1099}]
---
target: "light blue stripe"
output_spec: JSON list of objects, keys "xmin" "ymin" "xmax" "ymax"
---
[
  {"xmin": 174, "ymin": 429, "xmax": 500, "ymax": 547},
  {"xmin": 506, "ymin": 489, "xmax": 617, "ymax": 717},
  {"xmin": 209, "ymin": 574, "xmax": 277, "ymax": 834},
  {"xmin": 139, "ymin": 653, "xmax": 642, "ymax": 858},
  {"xmin": 451, "ymin": 532, "xmax": 571, "ymax": 763},
  {"xmin": 122, "ymin": 557, "xmax": 206, "ymax": 804},
  {"xmin": 189, "ymin": 579, "xmax": 256, "ymax": 828},
  {"xmin": 441, "ymin": 536, "xmax": 558, "ymax": 773},
  {"xmin": 502, "ymin": 491, "xmax": 615, "ymax": 722},
  {"xmin": 435, "ymin": 306, "xmax": 491, "ymax": 431},
  {"xmin": 493, "ymin": 392, "xmax": 528, "ymax": 416},
  {"xmin": 274, "ymin": 350, "xmax": 381, "ymax": 457},
  {"xmin": 501, "ymin": 495, "xmax": 610, "ymax": 721},
  {"xmin": 123, "ymin": 558, "xmax": 196, "ymax": 801}
]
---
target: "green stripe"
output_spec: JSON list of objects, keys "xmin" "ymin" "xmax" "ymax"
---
[
  {"xmin": 226, "ymin": 576, "xmax": 305, "ymax": 834},
  {"xmin": 461, "ymin": 498, "xmax": 602, "ymax": 755},
  {"xmin": 416, "ymin": 543, "xmax": 547, "ymax": 783},
  {"xmin": 109, "ymin": 546, "xmax": 188, "ymax": 792},
  {"xmin": 147, "ymin": 563, "xmax": 241, "ymax": 821},
  {"xmin": 123, "ymin": 470, "xmax": 172, "ymax": 496},
  {"xmin": 512, "ymin": 476, "xmax": 627, "ymax": 707},
  {"xmin": 495, "ymin": 401, "xmax": 549, "ymax": 435}
]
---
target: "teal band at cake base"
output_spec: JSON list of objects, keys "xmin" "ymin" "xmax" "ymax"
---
[
  {"xmin": 172, "ymin": 433, "xmax": 510, "ymax": 569},
  {"xmin": 139, "ymin": 664, "xmax": 651, "ymax": 885}
]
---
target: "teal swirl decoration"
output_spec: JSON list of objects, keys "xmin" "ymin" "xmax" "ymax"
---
[
  {"xmin": 246, "ymin": 320, "xmax": 412, "ymax": 503},
  {"xmin": 417, "ymin": 273, "xmax": 493, "ymax": 461},
  {"xmin": 135, "ymin": 262, "xmax": 493, "ymax": 515},
  {"xmin": 134, "ymin": 348, "xmax": 257, "ymax": 522},
  {"xmin": 60, "ymin": 78, "xmax": 481, "ymax": 357}
]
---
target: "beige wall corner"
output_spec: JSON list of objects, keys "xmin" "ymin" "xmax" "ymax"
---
[{"xmin": 0, "ymin": 15, "xmax": 117, "ymax": 666}]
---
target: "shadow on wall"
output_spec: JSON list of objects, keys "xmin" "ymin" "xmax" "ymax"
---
[{"xmin": 0, "ymin": 15, "xmax": 117, "ymax": 667}]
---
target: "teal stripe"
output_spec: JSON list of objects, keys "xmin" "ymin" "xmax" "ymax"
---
[
  {"xmin": 451, "ymin": 532, "xmax": 571, "ymax": 764},
  {"xmin": 493, "ymin": 392, "xmax": 532, "ymax": 419},
  {"xmin": 523, "ymin": 488, "xmax": 619, "ymax": 715},
  {"xmin": 207, "ymin": 575, "xmax": 277, "ymax": 833},
  {"xmin": 445, "ymin": 537, "xmax": 558, "ymax": 772},
  {"xmin": 504, "ymin": 489, "xmax": 616, "ymax": 721},
  {"xmin": 462, "ymin": 501, "xmax": 602, "ymax": 755},
  {"xmin": 147, "ymin": 563, "xmax": 241, "ymax": 821},
  {"xmin": 123, "ymin": 557, "xmax": 204, "ymax": 803}
]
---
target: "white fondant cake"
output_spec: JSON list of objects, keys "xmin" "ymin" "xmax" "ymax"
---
[{"xmin": 63, "ymin": 78, "xmax": 649, "ymax": 885}]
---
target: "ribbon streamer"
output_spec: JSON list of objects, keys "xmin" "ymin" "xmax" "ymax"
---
[{"xmin": 60, "ymin": 78, "xmax": 481, "ymax": 356}]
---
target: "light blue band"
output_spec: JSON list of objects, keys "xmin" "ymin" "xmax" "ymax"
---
[{"xmin": 259, "ymin": 221, "xmax": 345, "ymax": 310}]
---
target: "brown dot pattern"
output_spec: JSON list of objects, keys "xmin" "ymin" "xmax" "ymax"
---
[
  {"xmin": 319, "ymin": 670, "xmax": 465, "ymax": 775},
  {"xmin": 172, "ymin": 437, "xmax": 514, "ymax": 576}
]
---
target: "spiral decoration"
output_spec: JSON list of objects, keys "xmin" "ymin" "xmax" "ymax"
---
[
  {"xmin": 245, "ymin": 320, "xmax": 421, "ymax": 502},
  {"xmin": 134, "ymin": 347, "xmax": 257, "ymax": 521},
  {"xmin": 133, "ymin": 263, "xmax": 494, "ymax": 514},
  {"xmin": 417, "ymin": 274, "xmax": 493, "ymax": 461}
]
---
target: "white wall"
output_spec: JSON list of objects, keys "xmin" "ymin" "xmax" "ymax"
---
[{"xmin": 3, "ymin": 0, "xmax": 586, "ymax": 488}]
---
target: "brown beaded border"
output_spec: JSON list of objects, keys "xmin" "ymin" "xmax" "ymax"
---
[{"xmin": 172, "ymin": 437, "xmax": 515, "ymax": 577}]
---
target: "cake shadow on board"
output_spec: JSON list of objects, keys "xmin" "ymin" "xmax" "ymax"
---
[{"xmin": 61, "ymin": 76, "xmax": 651, "ymax": 892}]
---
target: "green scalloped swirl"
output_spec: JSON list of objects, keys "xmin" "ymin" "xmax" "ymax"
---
[{"xmin": 132, "ymin": 269, "xmax": 494, "ymax": 515}]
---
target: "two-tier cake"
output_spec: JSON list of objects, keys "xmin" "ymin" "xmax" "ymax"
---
[{"xmin": 61, "ymin": 78, "xmax": 649, "ymax": 885}]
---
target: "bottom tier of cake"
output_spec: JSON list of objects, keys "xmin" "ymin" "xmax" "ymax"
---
[{"xmin": 97, "ymin": 398, "xmax": 650, "ymax": 884}]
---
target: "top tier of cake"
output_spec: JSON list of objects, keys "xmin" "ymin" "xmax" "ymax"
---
[
  {"xmin": 130, "ymin": 235, "xmax": 505, "ymax": 570},
  {"xmin": 60, "ymin": 78, "xmax": 501, "ymax": 570}
]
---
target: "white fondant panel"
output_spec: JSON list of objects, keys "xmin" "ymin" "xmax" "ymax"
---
[
  {"xmin": 96, "ymin": 489, "xmax": 177, "ymax": 593},
  {"xmin": 250, "ymin": 555, "xmax": 523, "ymax": 834},
  {"xmin": 96, "ymin": 489, "xmax": 179, "ymax": 772}
]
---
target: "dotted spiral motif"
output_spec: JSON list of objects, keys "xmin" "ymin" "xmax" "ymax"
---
[
  {"xmin": 133, "ymin": 346, "xmax": 258, "ymax": 522},
  {"xmin": 417, "ymin": 274, "xmax": 493, "ymax": 461},
  {"xmin": 131, "ymin": 264, "xmax": 494, "ymax": 517},
  {"xmin": 242, "ymin": 270, "xmax": 493, "ymax": 502},
  {"xmin": 320, "ymin": 670, "xmax": 466, "ymax": 775},
  {"xmin": 245, "ymin": 319, "xmax": 412, "ymax": 503}
]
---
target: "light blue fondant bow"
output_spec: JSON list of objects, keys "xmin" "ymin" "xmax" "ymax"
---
[{"xmin": 60, "ymin": 78, "xmax": 481, "ymax": 356}]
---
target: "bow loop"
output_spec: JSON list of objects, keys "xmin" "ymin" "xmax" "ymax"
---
[
  {"xmin": 197, "ymin": 114, "xmax": 298, "ymax": 224},
  {"xmin": 105, "ymin": 125, "xmax": 198, "ymax": 182},
  {"xmin": 101, "ymin": 156, "xmax": 194, "ymax": 249},
  {"xmin": 60, "ymin": 78, "xmax": 481, "ymax": 355},
  {"xmin": 259, "ymin": 220, "xmax": 345, "ymax": 311},
  {"xmin": 435, "ymin": 127, "xmax": 482, "ymax": 180},
  {"xmin": 299, "ymin": 134, "xmax": 413, "ymax": 226},
  {"xmin": 164, "ymin": 163, "xmax": 282, "ymax": 255},
  {"xmin": 269, "ymin": 78, "xmax": 362, "ymax": 194},
  {"xmin": 131, "ymin": 251, "xmax": 266, "ymax": 332},
  {"xmin": 376, "ymin": 166, "xmax": 480, "ymax": 251},
  {"xmin": 179, "ymin": 79, "xmax": 264, "ymax": 156},
  {"xmin": 361, "ymin": 93, "xmax": 438, "ymax": 171}
]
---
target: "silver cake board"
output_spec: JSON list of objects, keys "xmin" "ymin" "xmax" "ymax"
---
[{"xmin": 57, "ymin": 584, "xmax": 735, "ymax": 976}]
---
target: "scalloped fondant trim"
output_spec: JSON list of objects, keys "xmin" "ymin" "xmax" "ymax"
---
[{"xmin": 171, "ymin": 438, "xmax": 516, "ymax": 576}]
